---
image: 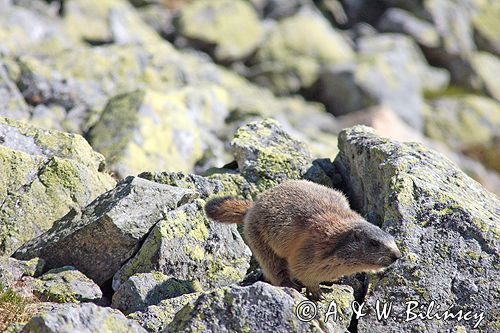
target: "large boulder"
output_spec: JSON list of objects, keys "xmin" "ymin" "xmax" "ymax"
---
[
  {"xmin": 20, "ymin": 303, "xmax": 147, "ymax": 333},
  {"xmin": 13, "ymin": 176, "xmax": 197, "ymax": 285},
  {"xmin": 0, "ymin": 257, "xmax": 45, "ymax": 291},
  {"xmin": 251, "ymin": 7, "xmax": 354, "ymax": 94},
  {"xmin": 0, "ymin": 117, "xmax": 115, "ymax": 256},
  {"xmin": 177, "ymin": 0, "xmax": 264, "ymax": 62},
  {"xmin": 165, "ymin": 282, "xmax": 354, "ymax": 333},
  {"xmin": 334, "ymin": 125, "xmax": 499, "ymax": 332},
  {"xmin": 112, "ymin": 199, "xmax": 252, "ymax": 291},
  {"xmin": 88, "ymin": 86, "xmax": 230, "ymax": 177}
]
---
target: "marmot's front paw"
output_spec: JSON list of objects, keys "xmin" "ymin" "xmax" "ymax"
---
[{"xmin": 305, "ymin": 287, "xmax": 324, "ymax": 301}]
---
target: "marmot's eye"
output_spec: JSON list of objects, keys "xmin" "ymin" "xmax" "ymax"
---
[{"xmin": 370, "ymin": 240, "xmax": 380, "ymax": 248}]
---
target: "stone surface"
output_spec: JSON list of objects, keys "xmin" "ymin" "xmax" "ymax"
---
[
  {"xmin": 13, "ymin": 176, "xmax": 197, "ymax": 285},
  {"xmin": 0, "ymin": 117, "xmax": 115, "ymax": 256},
  {"xmin": 378, "ymin": 8, "xmax": 440, "ymax": 48},
  {"xmin": 128, "ymin": 292, "xmax": 202, "ymax": 333},
  {"xmin": 0, "ymin": 257, "xmax": 45, "ymax": 291},
  {"xmin": 165, "ymin": 282, "xmax": 353, "ymax": 333},
  {"xmin": 88, "ymin": 87, "xmax": 230, "ymax": 177},
  {"xmin": 334, "ymin": 125, "xmax": 499, "ymax": 332},
  {"xmin": 177, "ymin": 0, "xmax": 264, "ymax": 61},
  {"xmin": 112, "ymin": 271, "xmax": 200, "ymax": 314},
  {"xmin": 31, "ymin": 266, "xmax": 102, "ymax": 304},
  {"xmin": 252, "ymin": 6, "xmax": 354, "ymax": 94},
  {"xmin": 470, "ymin": 52, "xmax": 500, "ymax": 102},
  {"xmin": 230, "ymin": 118, "xmax": 313, "ymax": 192},
  {"xmin": 20, "ymin": 303, "xmax": 147, "ymax": 333},
  {"xmin": 112, "ymin": 199, "xmax": 251, "ymax": 291}
]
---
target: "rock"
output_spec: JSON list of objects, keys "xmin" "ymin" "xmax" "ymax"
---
[
  {"xmin": 230, "ymin": 119, "xmax": 313, "ymax": 192},
  {"xmin": 138, "ymin": 171, "xmax": 224, "ymax": 199},
  {"xmin": 0, "ymin": 117, "xmax": 115, "ymax": 256},
  {"xmin": 165, "ymin": 282, "xmax": 353, "ymax": 333},
  {"xmin": 377, "ymin": 8, "xmax": 440, "ymax": 47},
  {"xmin": 251, "ymin": 7, "xmax": 354, "ymax": 94},
  {"xmin": 64, "ymin": 0, "xmax": 160, "ymax": 45},
  {"xmin": 313, "ymin": 33, "xmax": 448, "ymax": 129},
  {"xmin": 249, "ymin": 0, "xmax": 312, "ymax": 20},
  {"xmin": 31, "ymin": 266, "xmax": 102, "ymax": 304},
  {"xmin": 112, "ymin": 199, "xmax": 251, "ymax": 291},
  {"xmin": 112, "ymin": 272, "xmax": 201, "ymax": 314},
  {"xmin": 472, "ymin": 2, "xmax": 500, "ymax": 55},
  {"xmin": 469, "ymin": 52, "xmax": 500, "ymax": 101},
  {"xmin": 128, "ymin": 292, "xmax": 202, "ymax": 333},
  {"xmin": 88, "ymin": 86, "xmax": 230, "ymax": 178},
  {"xmin": 334, "ymin": 126, "xmax": 499, "ymax": 332},
  {"xmin": 0, "ymin": 257, "xmax": 45, "ymax": 291},
  {"xmin": 0, "ymin": 62, "xmax": 30, "ymax": 121},
  {"xmin": 13, "ymin": 176, "xmax": 197, "ymax": 285},
  {"xmin": 20, "ymin": 303, "xmax": 147, "ymax": 333},
  {"xmin": 177, "ymin": 0, "xmax": 264, "ymax": 62},
  {"xmin": 337, "ymin": 106, "xmax": 500, "ymax": 194},
  {"xmin": 425, "ymin": 95, "xmax": 500, "ymax": 150}
]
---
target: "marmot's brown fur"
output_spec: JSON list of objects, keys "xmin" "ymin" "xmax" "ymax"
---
[{"xmin": 205, "ymin": 180, "xmax": 401, "ymax": 300}]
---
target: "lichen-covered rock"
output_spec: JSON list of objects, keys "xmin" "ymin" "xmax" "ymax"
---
[
  {"xmin": 128, "ymin": 292, "xmax": 202, "ymax": 333},
  {"xmin": 64, "ymin": 0, "xmax": 161, "ymax": 45},
  {"xmin": 250, "ymin": 0, "xmax": 312, "ymax": 20},
  {"xmin": 31, "ymin": 266, "xmax": 102, "ymax": 304},
  {"xmin": 230, "ymin": 118, "xmax": 313, "ymax": 192},
  {"xmin": 138, "ymin": 171, "xmax": 224, "ymax": 199},
  {"xmin": 334, "ymin": 125, "xmax": 500, "ymax": 332},
  {"xmin": 314, "ymin": 34, "xmax": 448, "ymax": 129},
  {"xmin": 470, "ymin": 52, "xmax": 500, "ymax": 102},
  {"xmin": 165, "ymin": 282, "xmax": 353, "ymax": 333},
  {"xmin": 13, "ymin": 176, "xmax": 197, "ymax": 285},
  {"xmin": 425, "ymin": 95, "xmax": 500, "ymax": 155},
  {"xmin": 252, "ymin": 6, "xmax": 354, "ymax": 94},
  {"xmin": 112, "ymin": 272, "xmax": 201, "ymax": 314},
  {"xmin": 377, "ymin": 8, "xmax": 440, "ymax": 47},
  {"xmin": 472, "ymin": 2, "xmax": 500, "ymax": 55},
  {"xmin": 0, "ymin": 117, "xmax": 115, "ymax": 256},
  {"xmin": 0, "ymin": 62, "xmax": 30, "ymax": 121},
  {"xmin": 0, "ymin": 257, "xmax": 45, "ymax": 291},
  {"xmin": 20, "ymin": 303, "xmax": 147, "ymax": 333},
  {"xmin": 88, "ymin": 86, "xmax": 230, "ymax": 177},
  {"xmin": 177, "ymin": 0, "xmax": 264, "ymax": 61},
  {"xmin": 112, "ymin": 200, "xmax": 251, "ymax": 291}
]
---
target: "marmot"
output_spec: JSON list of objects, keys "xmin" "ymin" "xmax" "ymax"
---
[{"xmin": 205, "ymin": 179, "xmax": 401, "ymax": 300}]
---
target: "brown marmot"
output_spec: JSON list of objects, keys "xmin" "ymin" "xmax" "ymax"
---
[{"xmin": 205, "ymin": 179, "xmax": 401, "ymax": 300}]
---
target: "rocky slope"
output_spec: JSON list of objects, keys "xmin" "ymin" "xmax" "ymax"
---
[{"xmin": 0, "ymin": 0, "xmax": 499, "ymax": 332}]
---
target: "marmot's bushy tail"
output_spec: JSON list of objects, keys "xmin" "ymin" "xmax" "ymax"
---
[{"xmin": 204, "ymin": 196, "xmax": 253, "ymax": 224}]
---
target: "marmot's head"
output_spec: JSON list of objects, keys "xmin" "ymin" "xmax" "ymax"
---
[{"xmin": 322, "ymin": 220, "xmax": 401, "ymax": 277}]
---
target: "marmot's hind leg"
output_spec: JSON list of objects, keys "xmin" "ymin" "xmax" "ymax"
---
[{"xmin": 245, "ymin": 227, "xmax": 297, "ymax": 289}]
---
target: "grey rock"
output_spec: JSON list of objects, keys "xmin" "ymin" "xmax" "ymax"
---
[
  {"xmin": 32, "ymin": 266, "xmax": 102, "ymax": 303},
  {"xmin": 0, "ymin": 257, "xmax": 45, "ymax": 290},
  {"xmin": 13, "ymin": 176, "xmax": 197, "ymax": 285},
  {"xmin": 378, "ymin": 8, "xmax": 440, "ymax": 47},
  {"xmin": 138, "ymin": 171, "xmax": 224, "ymax": 199},
  {"xmin": 112, "ymin": 272, "xmax": 200, "ymax": 314},
  {"xmin": 249, "ymin": 0, "xmax": 313, "ymax": 20},
  {"xmin": 0, "ymin": 62, "xmax": 30, "ymax": 121},
  {"xmin": 112, "ymin": 200, "xmax": 251, "ymax": 292},
  {"xmin": 165, "ymin": 282, "xmax": 352, "ymax": 333},
  {"xmin": 128, "ymin": 293, "xmax": 202, "ymax": 333},
  {"xmin": 20, "ymin": 303, "xmax": 147, "ymax": 333},
  {"xmin": 230, "ymin": 118, "xmax": 313, "ymax": 191},
  {"xmin": 334, "ymin": 125, "xmax": 499, "ymax": 332}
]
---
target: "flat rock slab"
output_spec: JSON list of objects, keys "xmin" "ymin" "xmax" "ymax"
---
[
  {"xmin": 14, "ymin": 176, "xmax": 197, "ymax": 285},
  {"xmin": 334, "ymin": 125, "xmax": 500, "ymax": 332}
]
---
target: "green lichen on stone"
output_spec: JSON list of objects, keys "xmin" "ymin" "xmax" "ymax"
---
[{"xmin": 178, "ymin": 0, "xmax": 263, "ymax": 61}]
